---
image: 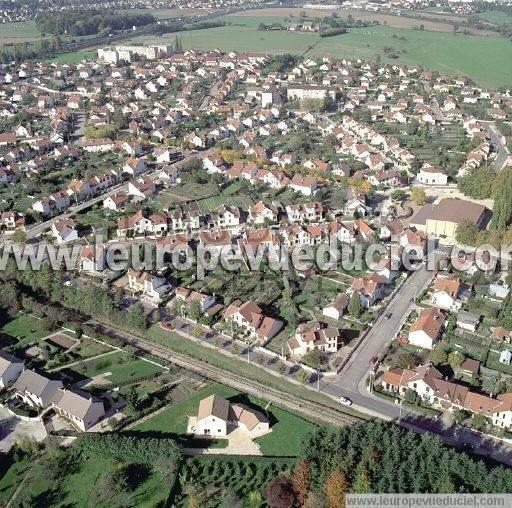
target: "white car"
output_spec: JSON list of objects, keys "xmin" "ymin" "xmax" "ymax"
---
[{"xmin": 339, "ymin": 396, "xmax": 352, "ymax": 406}]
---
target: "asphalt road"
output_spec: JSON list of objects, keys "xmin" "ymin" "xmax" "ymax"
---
[{"xmin": 480, "ymin": 121, "xmax": 510, "ymax": 171}]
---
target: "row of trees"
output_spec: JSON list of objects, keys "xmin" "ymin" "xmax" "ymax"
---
[{"xmin": 0, "ymin": 259, "xmax": 149, "ymax": 331}]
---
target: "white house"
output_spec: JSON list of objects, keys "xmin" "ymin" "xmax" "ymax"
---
[
  {"xmin": 195, "ymin": 394, "xmax": 270, "ymax": 438},
  {"xmin": 322, "ymin": 294, "xmax": 349, "ymax": 321},
  {"xmin": 51, "ymin": 388, "xmax": 105, "ymax": 431},
  {"xmin": 408, "ymin": 307, "xmax": 445, "ymax": 350},
  {"xmin": 418, "ymin": 167, "xmax": 448, "ymax": 185}
]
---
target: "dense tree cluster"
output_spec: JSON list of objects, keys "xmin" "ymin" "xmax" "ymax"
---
[
  {"xmin": 301, "ymin": 421, "xmax": 512, "ymax": 495},
  {"xmin": 35, "ymin": 10, "xmax": 156, "ymax": 36}
]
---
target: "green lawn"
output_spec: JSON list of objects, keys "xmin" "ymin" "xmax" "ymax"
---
[
  {"xmin": 68, "ymin": 351, "xmax": 167, "ymax": 386},
  {"xmin": 41, "ymin": 50, "xmax": 96, "ymax": 64},
  {"xmin": 1, "ymin": 314, "xmax": 49, "ymax": 348},
  {"xmin": 0, "ymin": 456, "xmax": 30, "ymax": 505},
  {"xmin": 129, "ymin": 17, "xmax": 512, "ymax": 87},
  {"xmin": 485, "ymin": 351, "xmax": 512, "ymax": 376},
  {"xmin": 132, "ymin": 381, "xmax": 319, "ymax": 456},
  {"xmin": 133, "ymin": 382, "xmax": 237, "ymax": 434}
]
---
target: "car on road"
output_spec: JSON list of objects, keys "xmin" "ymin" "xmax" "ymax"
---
[
  {"xmin": 339, "ymin": 396, "xmax": 352, "ymax": 406},
  {"xmin": 384, "ymin": 312, "xmax": 392, "ymax": 320},
  {"xmin": 369, "ymin": 355, "xmax": 378, "ymax": 364}
]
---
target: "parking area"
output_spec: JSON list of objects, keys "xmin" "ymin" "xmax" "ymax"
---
[{"xmin": 0, "ymin": 406, "xmax": 47, "ymax": 453}]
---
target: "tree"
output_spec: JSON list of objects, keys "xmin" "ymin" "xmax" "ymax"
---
[
  {"xmin": 491, "ymin": 167, "xmax": 512, "ymax": 229},
  {"xmin": 352, "ymin": 462, "xmax": 372, "ymax": 493},
  {"xmin": 11, "ymin": 228, "xmax": 27, "ymax": 244},
  {"xmin": 276, "ymin": 361, "xmax": 287, "ymax": 375},
  {"xmin": 348, "ymin": 292, "xmax": 362, "ymax": 318},
  {"xmin": 292, "ymin": 459, "xmax": 311, "ymax": 506},
  {"xmin": 448, "ymin": 351, "xmax": 464, "ymax": 369},
  {"xmin": 456, "ymin": 219, "xmax": 479, "ymax": 246},
  {"xmin": 391, "ymin": 189, "xmax": 406, "ymax": 202},
  {"xmin": 125, "ymin": 386, "xmax": 140, "ymax": 411},
  {"xmin": 411, "ymin": 187, "xmax": 426, "ymax": 206},
  {"xmin": 394, "ymin": 352, "xmax": 419, "ymax": 369},
  {"xmin": 187, "ymin": 300, "xmax": 202, "ymax": 321},
  {"xmin": 297, "ymin": 369, "xmax": 311, "ymax": 384},
  {"xmin": 264, "ymin": 475, "xmax": 296, "ymax": 508},
  {"xmin": 429, "ymin": 348, "xmax": 448, "ymax": 365},
  {"xmin": 323, "ymin": 469, "xmax": 348, "ymax": 508}
]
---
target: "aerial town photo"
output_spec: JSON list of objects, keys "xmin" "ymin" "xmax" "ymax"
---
[{"xmin": 1, "ymin": 0, "xmax": 512, "ymax": 506}]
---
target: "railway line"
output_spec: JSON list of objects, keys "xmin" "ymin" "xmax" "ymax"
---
[{"xmin": 87, "ymin": 321, "xmax": 363, "ymax": 428}]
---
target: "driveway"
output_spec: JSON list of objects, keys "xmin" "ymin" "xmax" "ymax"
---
[{"xmin": 0, "ymin": 406, "xmax": 47, "ymax": 453}]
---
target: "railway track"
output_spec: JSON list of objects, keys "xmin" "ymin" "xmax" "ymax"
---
[{"xmin": 87, "ymin": 321, "xmax": 363, "ymax": 428}]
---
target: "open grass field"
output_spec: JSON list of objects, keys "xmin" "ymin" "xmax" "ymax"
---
[
  {"xmin": 0, "ymin": 20, "xmax": 41, "ymax": 43},
  {"xmin": 1, "ymin": 314, "xmax": 49, "ymax": 348},
  {"xmin": 132, "ymin": 381, "xmax": 319, "ymax": 456},
  {"xmin": 68, "ymin": 351, "xmax": 167, "ymax": 386},
  {"xmin": 131, "ymin": 14, "xmax": 512, "ymax": 87}
]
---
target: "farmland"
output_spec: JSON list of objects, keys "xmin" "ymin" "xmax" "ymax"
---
[{"xmin": 128, "ymin": 12, "xmax": 512, "ymax": 88}]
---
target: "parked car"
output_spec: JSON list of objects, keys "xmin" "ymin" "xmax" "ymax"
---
[
  {"xmin": 339, "ymin": 396, "xmax": 352, "ymax": 406},
  {"xmin": 384, "ymin": 312, "xmax": 392, "ymax": 320}
]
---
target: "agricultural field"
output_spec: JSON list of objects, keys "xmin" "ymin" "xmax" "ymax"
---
[{"xmin": 130, "ymin": 14, "xmax": 512, "ymax": 87}]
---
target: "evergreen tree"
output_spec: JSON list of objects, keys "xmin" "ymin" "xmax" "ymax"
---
[
  {"xmin": 491, "ymin": 167, "xmax": 512, "ymax": 229},
  {"xmin": 348, "ymin": 292, "xmax": 362, "ymax": 318}
]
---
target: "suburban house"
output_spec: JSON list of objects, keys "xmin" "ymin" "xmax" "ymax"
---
[
  {"xmin": 0, "ymin": 350, "xmax": 24, "ymax": 389},
  {"xmin": 288, "ymin": 320, "xmax": 343, "ymax": 357},
  {"xmin": 408, "ymin": 307, "xmax": 446, "ymax": 349},
  {"xmin": 222, "ymin": 300, "xmax": 283, "ymax": 343},
  {"xmin": 351, "ymin": 273, "xmax": 387, "ymax": 308},
  {"xmin": 418, "ymin": 167, "xmax": 448, "ymax": 185},
  {"xmin": 175, "ymin": 287, "xmax": 216, "ymax": 314},
  {"xmin": 12, "ymin": 369, "xmax": 63, "ymax": 408},
  {"xmin": 381, "ymin": 364, "xmax": 512, "ymax": 428},
  {"xmin": 79, "ymin": 245, "xmax": 107, "ymax": 273},
  {"xmin": 457, "ymin": 311, "xmax": 481, "ymax": 332},
  {"xmin": 194, "ymin": 394, "xmax": 270, "ymax": 438},
  {"xmin": 51, "ymin": 388, "xmax": 105, "ymax": 432},
  {"xmin": 288, "ymin": 174, "xmax": 317, "ymax": 196},
  {"xmin": 51, "ymin": 218, "xmax": 79, "ymax": 244},
  {"xmin": 322, "ymin": 294, "xmax": 349, "ymax": 320},
  {"xmin": 127, "ymin": 269, "xmax": 173, "ymax": 302},
  {"xmin": 431, "ymin": 274, "xmax": 468, "ymax": 311},
  {"xmin": 249, "ymin": 201, "xmax": 278, "ymax": 224}
]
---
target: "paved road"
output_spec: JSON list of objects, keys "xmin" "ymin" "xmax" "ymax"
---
[
  {"xmin": 481, "ymin": 121, "xmax": 510, "ymax": 171},
  {"xmin": 1, "ymin": 150, "xmax": 199, "ymax": 244}
]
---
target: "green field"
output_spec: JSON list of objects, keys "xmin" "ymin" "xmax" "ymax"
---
[
  {"xmin": 1, "ymin": 314, "xmax": 49, "ymax": 348},
  {"xmin": 130, "ymin": 14, "xmax": 512, "ymax": 87},
  {"xmin": 132, "ymin": 381, "xmax": 319, "ymax": 456},
  {"xmin": 0, "ymin": 20, "xmax": 41, "ymax": 43}
]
